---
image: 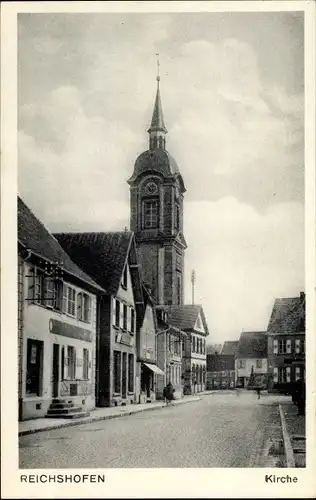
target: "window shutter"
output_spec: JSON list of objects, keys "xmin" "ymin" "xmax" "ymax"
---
[
  {"xmin": 76, "ymin": 348, "xmax": 83, "ymax": 380},
  {"xmin": 295, "ymin": 339, "xmax": 300, "ymax": 353},
  {"xmin": 286, "ymin": 367, "xmax": 291, "ymax": 383},
  {"xmin": 128, "ymin": 307, "xmax": 131, "ymax": 332},
  {"xmin": 77, "ymin": 292, "xmax": 82, "ymax": 319},
  {"xmin": 62, "ymin": 284, "xmax": 67, "ymax": 313},
  {"xmin": 27, "ymin": 267, "xmax": 35, "ymax": 302},
  {"xmin": 295, "ymin": 366, "xmax": 301, "ymax": 381},
  {"xmin": 286, "ymin": 339, "xmax": 292, "ymax": 354},
  {"xmin": 273, "ymin": 339, "xmax": 278, "ymax": 354},
  {"xmin": 87, "ymin": 295, "xmax": 91, "ymax": 323},
  {"xmin": 112, "ymin": 297, "xmax": 116, "ymax": 326},
  {"xmin": 273, "ymin": 367, "xmax": 278, "ymax": 382}
]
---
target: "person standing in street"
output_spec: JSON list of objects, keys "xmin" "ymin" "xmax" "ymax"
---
[{"xmin": 163, "ymin": 381, "xmax": 175, "ymax": 406}]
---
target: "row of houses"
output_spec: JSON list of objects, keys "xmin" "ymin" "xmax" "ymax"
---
[
  {"xmin": 206, "ymin": 291, "xmax": 306, "ymax": 393},
  {"xmin": 18, "ymin": 196, "xmax": 209, "ymax": 421}
]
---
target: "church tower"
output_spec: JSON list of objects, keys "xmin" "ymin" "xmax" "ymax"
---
[{"xmin": 127, "ymin": 66, "xmax": 187, "ymax": 306}]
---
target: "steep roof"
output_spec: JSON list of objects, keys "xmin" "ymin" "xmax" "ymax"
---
[
  {"xmin": 18, "ymin": 197, "xmax": 104, "ymax": 293},
  {"xmin": 148, "ymin": 83, "xmax": 167, "ymax": 133},
  {"xmin": 207, "ymin": 353, "xmax": 235, "ymax": 372},
  {"xmin": 236, "ymin": 332, "xmax": 267, "ymax": 359},
  {"xmin": 267, "ymin": 294, "xmax": 305, "ymax": 334},
  {"xmin": 206, "ymin": 344, "xmax": 223, "ymax": 355},
  {"xmin": 221, "ymin": 340, "xmax": 239, "ymax": 356},
  {"xmin": 157, "ymin": 304, "xmax": 209, "ymax": 336},
  {"xmin": 54, "ymin": 231, "xmax": 142, "ymax": 301}
]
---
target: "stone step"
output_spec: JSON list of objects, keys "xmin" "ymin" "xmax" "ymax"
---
[
  {"xmin": 50, "ymin": 402, "xmax": 75, "ymax": 409},
  {"xmin": 45, "ymin": 411, "xmax": 90, "ymax": 419},
  {"xmin": 47, "ymin": 406, "xmax": 83, "ymax": 415}
]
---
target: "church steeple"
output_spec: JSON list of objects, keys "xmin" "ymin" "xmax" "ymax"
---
[{"xmin": 148, "ymin": 55, "xmax": 168, "ymax": 150}]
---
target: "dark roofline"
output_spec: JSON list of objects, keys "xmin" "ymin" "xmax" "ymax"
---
[{"xmin": 18, "ymin": 240, "xmax": 105, "ymax": 295}]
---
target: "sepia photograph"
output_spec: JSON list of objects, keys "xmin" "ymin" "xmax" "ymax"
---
[{"xmin": 1, "ymin": 1, "xmax": 315, "ymax": 498}]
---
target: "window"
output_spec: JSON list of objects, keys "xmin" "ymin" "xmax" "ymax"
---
[
  {"xmin": 113, "ymin": 351, "xmax": 121, "ymax": 393},
  {"xmin": 44, "ymin": 277, "xmax": 55, "ymax": 308},
  {"xmin": 278, "ymin": 339, "xmax": 286, "ymax": 354},
  {"xmin": 176, "ymin": 273, "xmax": 181, "ymax": 305},
  {"xmin": 26, "ymin": 339, "xmax": 43, "ymax": 396},
  {"xmin": 130, "ymin": 308, "xmax": 135, "ymax": 334},
  {"xmin": 295, "ymin": 339, "xmax": 301, "ymax": 353},
  {"xmin": 174, "ymin": 336, "xmax": 180, "ymax": 355},
  {"xmin": 301, "ymin": 339, "xmax": 305, "ymax": 354},
  {"xmin": 256, "ymin": 359, "xmax": 262, "ymax": 368},
  {"xmin": 143, "ymin": 199, "xmax": 159, "ymax": 229},
  {"xmin": 238, "ymin": 360, "xmax": 245, "ymax": 368},
  {"xmin": 175, "ymin": 203, "xmax": 180, "ymax": 229},
  {"xmin": 115, "ymin": 300, "xmax": 120, "ymax": 328},
  {"xmin": 83, "ymin": 349, "xmax": 89, "ymax": 380},
  {"xmin": 128, "ymin": 354, "xmax": 134, "ymax": 392},
  {"xmin": 77, "ymin": 293, "xmax": 91, "ymax": 322},
  {"xmin": 278, "ymin": 367, "xmax": 287, "ymax": 383},
  {"xmin": 123, "ymin": 304, "xmax": 128, "ymax": 331},
  {"xmin": 66, "ymin": 346, "xmax": 76, "ymax": 379},
  {"xmin": 121, "ymin": 265, "xmax": 128, "ymax": 289}
]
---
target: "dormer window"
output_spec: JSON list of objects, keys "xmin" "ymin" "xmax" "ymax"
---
[{"xmin": 122, "ymin": 265, "xmax": 128, "ymax": 289}]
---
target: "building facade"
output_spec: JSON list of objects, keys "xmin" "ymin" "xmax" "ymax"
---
[
  {"xmin": 136, "ymin": 284, "xmax": 164, "ymax": 403},
  {"xmin": 127, "ymin": 73, "xmax": 187, "ymax": 306},
  {"xmin": 157, "ymin": 305, "xmax": 209, "ymax": 395},
  {"xmin": 206, "ymin": 341, "xmax": 238, "ymax": 390},
  {"xmin": 18, "ymin": 197, "xmax": 104, "ymax": 421},
  {"xmin": 235, "ymin": 332, "xmax": 268, "ymax": 389},
  {"xmin": 55, "ymin": 231, "xmax": 144, "ymax": 407},
  {"xmin": 267, "ymin": 292, "xmax": 305, "ymax": 394}
]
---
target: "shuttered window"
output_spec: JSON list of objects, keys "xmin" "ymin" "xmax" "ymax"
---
[
  {"xmin": 295, "ymin": 366, "xmax": 301, "ymax": 381},
  {"xmin": 295, "ymin": 339, "xmax": 301, "ymax": 353},
  {"xmin": 273, "ymin": 367, "xmax": 278, "ymax": 382},
  {"xmin": 286, "ymin": 339, "xmax": 292, "ymax": 354},
  {"xmin": 286, "ymin": 366, "xmax": 291, "ymax": 383},
  {"xmin": 273, "ymin": 339, "xmax": 278, "ymax": 354}
]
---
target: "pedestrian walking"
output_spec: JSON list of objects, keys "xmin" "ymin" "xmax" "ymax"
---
[
  {"xmin": 163, "ymin": 381, "xmax": 175, "ymax": 406},
  {"xmin": 256, "ymin": 387, "xmax": 261, "ymax": 400}
]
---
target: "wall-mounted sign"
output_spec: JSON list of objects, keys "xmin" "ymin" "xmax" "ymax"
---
[{"xmin": 49, "ymin": 318, "xmax": 92, "ymax": 342}]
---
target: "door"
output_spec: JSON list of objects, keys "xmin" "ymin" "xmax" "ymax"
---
[
  {"xmin": 26, "ymin": 339, "xmax": 43, "ymax": 395},
  {"xmin": 52, "ymin": 343, "xmax": 60, "ymax": 398},
  {"xmin": 122, "ymin": 353, "xmax": 127, "ymax": 398}
]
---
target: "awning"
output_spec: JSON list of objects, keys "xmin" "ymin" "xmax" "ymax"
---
[{"xmin": 143, "ymin": 363, "xmax": 165, "ymax": 376}]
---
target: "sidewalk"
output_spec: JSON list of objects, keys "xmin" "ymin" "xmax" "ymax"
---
[
  {"xmin": 19, "ymin": 394, "xmax": 203, "ymax": 437},
  {"xmin": 280, "ymin": 401, "xmax": 306, "ymax": 467}
]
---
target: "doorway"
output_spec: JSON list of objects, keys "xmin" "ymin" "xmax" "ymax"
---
[
  {"xmin": 52, "ymin": 343, "xmax": 60, "ymax": 398},
  {"xmin": 122, "ymin": 353, "xmax": 127, "ymax": 398},
  {"xmin": 26, "ymin": 339, "xmax": 43, "ymax": 396}
]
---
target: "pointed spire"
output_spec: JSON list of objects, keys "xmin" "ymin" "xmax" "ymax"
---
[{"xmin": 148, "ymin": 54, "xmax": 168, "ymax": 149}]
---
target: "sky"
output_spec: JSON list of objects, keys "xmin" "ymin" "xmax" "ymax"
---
[{"xmin": 18, "ymin": 11, "xmax": 305, "ymax": 344}]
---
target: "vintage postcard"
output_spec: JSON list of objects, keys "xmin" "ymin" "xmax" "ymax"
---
[{"xmin": 1, "ymin": 0, "xmax": 315, "ymax": 498}]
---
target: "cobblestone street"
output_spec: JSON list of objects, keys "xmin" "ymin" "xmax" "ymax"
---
[{"xmin": 19, "ymin": 392, "xmax": 291, "ymax": 469}]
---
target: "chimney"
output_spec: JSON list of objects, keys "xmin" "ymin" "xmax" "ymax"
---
[{"xmin": 300, "ymin": 291, "xmax": 305, "ymax": 302}]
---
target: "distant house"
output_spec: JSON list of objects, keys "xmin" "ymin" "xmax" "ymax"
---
[
  {"xmin": 157, "ymin": 305, "xmax": 209, "ymax": 395},
  {"xmin": 207, "ymin": 344, "xmax": 223, "ymax": 355},
  {"xmin": 206, "ymin": 341, "xmax": 238, "ymax": 390},
  {"xmin": 235, "ymin": 332, "xmax": 268, "ymax": 388},
  {"xmin": 136, "ymin": 284, "xmax": 164, "ymax": 403},
  {"xmin": 18, "ymin": 197, "xmax": 104, "ymax": 421},
  {"xmin": 267, "ymin": 292, "xmax": 305, "ymax": 393},
  {"xmin": 55, "ymin": 231, "xmax": 144, "ymax": 407}
]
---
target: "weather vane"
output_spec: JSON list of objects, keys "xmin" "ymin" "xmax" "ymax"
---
[{"xmin": 156, "ymin": 53, "xmax": 160, "ymax": 82}]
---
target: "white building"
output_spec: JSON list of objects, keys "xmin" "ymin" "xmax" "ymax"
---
[
  {"xmin": 18, "ymin": 197, "xmax": 104, "ymax": 420},
  {"xmin": 235, "ymin": 331, "xmax": 268, "ymax": 388}
]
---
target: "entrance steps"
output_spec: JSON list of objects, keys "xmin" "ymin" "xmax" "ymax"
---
[{"xmin": 45, "ymin": 398, "xmax": 90, "ymax": 419}]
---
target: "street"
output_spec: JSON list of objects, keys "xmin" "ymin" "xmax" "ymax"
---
[{"xmin": 19, "ymin": 392, "xmax": 283, "ymax": 468}]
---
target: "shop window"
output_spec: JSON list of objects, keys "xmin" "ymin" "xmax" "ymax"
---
[
  {"xmin": 256, "ymin": 359, "xmax": 262, "ymax": 368},
  {"xmin": 113, "ymin": 351, "xmax": 121, "ymax": 393},
  {"xmin": 128, "ymin": 354, "xmax": 134, "ymax": 392}
]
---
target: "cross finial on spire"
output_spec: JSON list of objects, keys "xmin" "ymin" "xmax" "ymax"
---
[{"xmin": 156, "ymin": 53, "xmax": 160, "ymax": 85}]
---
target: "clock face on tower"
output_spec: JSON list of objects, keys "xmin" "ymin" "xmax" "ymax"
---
[{"xmin": 145, "ymin": 181, "xmax": 158, "ymax": 195}]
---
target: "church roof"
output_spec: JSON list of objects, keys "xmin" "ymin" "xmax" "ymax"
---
[
  {"xmin": 148, "ymin": 84, "xmax": 167, "ymax": 134},
  {"xmin": 54, "ymin": 231, "xmax": 143, "ymax": 302},
  {"xmin": 18, "ymin": 196, "xmax": 104, "ymax": 293},
  {"xmin": 221, "ymin": 340, "xmax": 239, "ymax": 356},
  {"xmin": 128, "ymin": 149, "xmax": 185, "ymax": 189}
]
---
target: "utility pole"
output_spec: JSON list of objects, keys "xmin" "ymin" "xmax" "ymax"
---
[{"xmin": 191, "ymin": 269, "xmax": 196, "ymax": 305}]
